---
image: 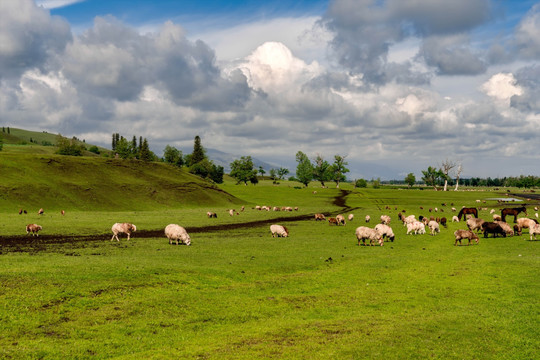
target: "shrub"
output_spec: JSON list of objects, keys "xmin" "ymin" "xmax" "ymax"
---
[{"xmin": 355, "ymin": 179, "xmax": 367, "ymax": 188}]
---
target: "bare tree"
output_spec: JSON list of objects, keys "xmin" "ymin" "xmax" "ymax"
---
[
  {"xmin": 440, "ymin": 159, "xmax": 457, "ymax": 191},
  {"xmin": 454, "ymin": 163, "xmax": 463, "ymax": 191}
]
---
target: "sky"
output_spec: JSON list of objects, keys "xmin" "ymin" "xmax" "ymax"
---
[{"xmin": 1, "ymin": 0, "xmax": 539, "ymax": 180}]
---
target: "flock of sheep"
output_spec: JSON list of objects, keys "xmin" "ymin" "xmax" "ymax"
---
[{"xmin": 22, "ymin": 203, "xmax": 540, "ymax": 247}]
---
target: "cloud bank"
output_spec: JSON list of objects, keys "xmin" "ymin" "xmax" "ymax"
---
[{"xmin": 1, "ymin": 0, "xmax": 539, "ymax": 179}]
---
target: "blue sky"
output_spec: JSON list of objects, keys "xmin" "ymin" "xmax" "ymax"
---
[{"xmin": 3, "ymin": 0, "xmax": 540, "ymax": 179}]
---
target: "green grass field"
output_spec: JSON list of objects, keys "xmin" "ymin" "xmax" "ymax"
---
[{"xmin": 0, "ymin": 177, "xmax": 538, "ymax": 359}]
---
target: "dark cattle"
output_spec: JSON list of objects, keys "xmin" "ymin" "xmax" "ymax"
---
[
  {"xmin": 482, "ymin": 222, "xmax": 506, "ymax": 238},
  {"xmin": 501, "ymin": 206, "xmax": 527, "ymax": 223},
  {"xmin": 328, "ymin": 217, "xmax": 338, "ymax": 225},
  {"xmin": 457, "ymin": 207, "xmax": 478, "ymax": 221}
]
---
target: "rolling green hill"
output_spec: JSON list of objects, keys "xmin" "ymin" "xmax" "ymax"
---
[{"xmin": 0, "ymin": 153, "xmax": 242, "ymax": 212}]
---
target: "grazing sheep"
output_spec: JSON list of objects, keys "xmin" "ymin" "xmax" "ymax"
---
[
  {"xmin": 294, "ymin": 207, "xmax": 299, "ymax": 211},
  {"xmin": 481, "ymin": 222, "xmax": 506, "ymax": 238},
  {"xmin": 255, "ymin": 205, "xmax": 261, "ymax": 210},
  {"xmin": 336, "ymin": 214, "xmax": 346, "ymax": 226},
  {"xmin": 536, "ymin": 213, "xmax": 538, "ymax": 219},
  {"xmin": 403, "ymin": 215, "xmax": 417, "ymax": 226},
  {"xmin": 355, "ymin": 226, "xmax": 383, "ymax": 246},
  {"xmin": 514, "ymin": 224, "xmax": 522, "ymax": 236},
  {"xmin": 315, "ymin": 213, "xmax": 326, "ymax": 221},
  {"xmin": 38, "ymin": 208, "xmax": 44, "ymax": 215},
  {"xmin": 374, "ymin": 224, "xmax": 395, "ymax": 242},
  {"xmin": 452, "ymin": 215, "xmax": 459, "ymax": 222},
  {"xmin": 492, "ymin": 214, "xmax": 502, "ymax": 221},
  {"xmin": 164, "ymin": 224, "xmax": 191, "ymax": 245},
  {"xmin": 466, "ymin": 218, "xmax": 485, "ymax": 233},
  {"xmin": 273, "ymin": 206, "xmax": 280, "ymax": 211},
  {"xmin": 406, "ymin": 221, "xmax": 425, "ymax": 235},
  {"xmin": 365, "ymin": 215, "xmax": 371, "ymax": 223},
  {"xmin": 380, "ymin": 215, "xmax": 391, "ymax": 225},
  {"xmin": 61, "ymin": 210, "xmax": 65, "ymax": 216},
  {"xmin": 26, "ymin": 223, "xmax": 42, "ymax": 236},
  {"xmin": 516, "ymin": 218, "xmax": 538, "ymax": 233},
  {"xmin": 494, "ymin": 221, "xmax": 514, "ymax": 236},
  {"xmin": 111, "ymin": 223, "xmax": 137, "ymax": 241},
  {"xmin": 490, "ymin": 209, "xmax": 496, "ymax": 214},
  {"xmin": 270, "ymin": 224, "xmax": 289, "ymax": 238},
  {"xmin": 440, "ymin": 217, "xmax": 447, "ymax": 228},
  {"xmin": 529, "ymin": 223, "xmax": 540, "ymax": 240},
  {"xmin": 207, "ymin": 211, "xmax": 217, "ymax": 218},
  {"xmin": 451, "ymin": 207, "xmax": 456, "ymax": 212},
  {"xmin": 454, "ymin": 229, "xmax": 479, "ymax": 246},
  {"xmin": 348, "ymin": 214, "xmax": 354, "ymax": 221},
  {"xmin": 328, "ymin": 217, "xmax": 339, "ymax": 226},
  {"xmin": 428, "ymin": 220, "xmax": 440, "ymax": 236},
  {"xmin": 241, "ymin": 206, "xmax": 245, "ymax": 212}
]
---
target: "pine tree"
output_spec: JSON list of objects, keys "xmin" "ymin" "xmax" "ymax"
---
[
  {"xmin": 112, "ymin": 134, "xmax": 116, "ymax": 150},
  {"xmin": 139, "ymin": 138, "xmax": 152, "ymax": 161},
  {"xmin": 190, "ymin": 135, "xmax": 206, "ymax": 166}
]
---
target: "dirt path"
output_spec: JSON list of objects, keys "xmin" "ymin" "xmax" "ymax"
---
[{"xmin": 0, "ymin": 190, "xmax": 360, "ymax": 253}]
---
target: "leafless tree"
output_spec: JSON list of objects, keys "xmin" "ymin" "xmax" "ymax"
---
[
  {"xmin": 454, "ymin": 163, "xmax": 463, "ymax": 191},
  {"xmin": 440, "ymin": 159, "xmax": 457, "ymax": 191}
]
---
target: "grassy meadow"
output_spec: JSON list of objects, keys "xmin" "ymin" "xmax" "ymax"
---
[{"xmin": 0, "ymin": 175, "xmax": 538, "ymax": 359}]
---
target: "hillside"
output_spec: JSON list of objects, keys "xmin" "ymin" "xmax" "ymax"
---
[{"xmin": 0, "ymin": 153, "xmax": 242, "ymax": 212}]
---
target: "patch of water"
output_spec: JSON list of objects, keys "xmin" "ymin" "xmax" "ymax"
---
[{"xmin": 485, "ymin": 198, "xmax": 523, "ymax": 202}]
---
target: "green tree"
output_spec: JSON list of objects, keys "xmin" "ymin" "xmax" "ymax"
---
[
  {"xmin": 313, "ymin": 154, "xmax": 331, "ymax": 187},
  {"xmin": 295, "ymin": 151, "xmax": 313, "ymax": 187},
  {"xmin": 277, "ymin": 167, "xmax": 289, "ymax": 180},
  {"xmin": 422, "ymin": 166, "xmax": 444, "ymax": 190},
  {"xmin": 55, "ymin": 135, "xmax": 84, "ymax": 156},
  {"xmin": 355, "ymin": 179, "xmax": 367, "ymax": 188},
  {"xmin": 209, "ymin": 164, "xmax": 224, "ymax": 184},
  {"xmin": 230, "ymin": 156, "xmax": 258, "ymax": 185},
  {"xmin": 0, "ymin": 138, "xmax": 3, "ymax": 152},
  {"xmin": 405, "ymin": 173, "xmax": 416, "ymax": 187},
  {"xmin": 190, "ymin": 135, "xmax": 206, "ymax": 166},
  {"xmin": 189, "ymin": 158, "xmax": 212, "ymax": 178},
  {"xmin": 138, "ymin": 138, "xmax": 153, "ymax": 161},
  {"xmin": 88, "ymin": 145, "xmax": 100, "ymax": 154},
  {"xmin": 258, "ymin": 166, "xmax": 266, "ymax": 177},
  {"xmin": 114, "ymin": 137, "xmax": 133, "ymax": 159},
  {"xmin": 163, "ymin": 145, "xmax": 183, "ymax": 167},
  {"xmin": 330, "ymin": 154, "xmax": 349, "ymax": 188},
  {"xmin": 372, "ymin": 177, "xmax": 381, "ymax": 189},
  {"xmin": 269, "ymin": 168, "xmax": 277, "ymax": 181}
]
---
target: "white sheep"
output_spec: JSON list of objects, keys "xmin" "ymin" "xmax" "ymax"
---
[
  {"xmin": 348, "ymin": 214, "xmax": 354, "ymax": 221},
  {"xmin": 164, "ymin": 224, "xmax": 191, "ymax": 245},
  {"xmin": 270, "ymin": 224, "xmax": 289, "ymax": 237},
  {"xmin": 402, "ymin": 215, "xmax": 417, "ymax": 226},
  {"xmin": 494, "ymin": 221, "xmax": 514, "ymax": 236},
  {"xmin": 466, "ymin": 218, "xmax": 485, "ymax": 233},
  {"xmin": 336, "ymin": 214, "xmax": 346, "ymax": 226},
  {"xmin": 428, "ymin": 220, "xmax": 440, "ymax": 236},
  {"xmin": 355, "ymin": 226, "xmax": 383, "ymax": 246},
  {"xmin": 452, "ymin": 215, "xmax": 459, "ymax": 222},
  {"xmin": 365, "ymin": 215, "xmax": 371, "ymax": 223},
  {"xmin": 529, "ymin": 223, "xmax": 540, "ymax": 240},
  {"xmin": 374, "ymin": 224, "xmax": 395, "ymax": 242},
  {"xmin": 492, "ymin": 214, "xmax": 502, "ymax": 221},
  {"xmin": 406, "ymin": 221, "xmax": 425, "ymax": 235},
  {"xmin": 111, "ymin": 223, "xmax": 137, "ymax": 241},
  {"xmin": 380, "ymin": 215, "xmax": 391, "ymax": 225},
  {"xmin": 516, "ymin": 218, "xmax": 538, "ymax": 233}
]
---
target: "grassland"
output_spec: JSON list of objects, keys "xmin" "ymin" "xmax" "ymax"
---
[{"xmin": 0, "ymin": 174, "xmax": 538, "ymax": 359}]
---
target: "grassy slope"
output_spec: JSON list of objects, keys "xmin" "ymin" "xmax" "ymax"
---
[
  {"xmin": 0, "ymin": 153, "xmax": 241, "ymax": 211},
  {"xmin": 0, "ymin": 183, "xmax": 538, "ymax": 359}
]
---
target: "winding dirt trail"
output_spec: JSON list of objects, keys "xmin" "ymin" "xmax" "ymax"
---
[{"xmin": 0, "ymin": 190, "xmax": 359, "ymax": 253}]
